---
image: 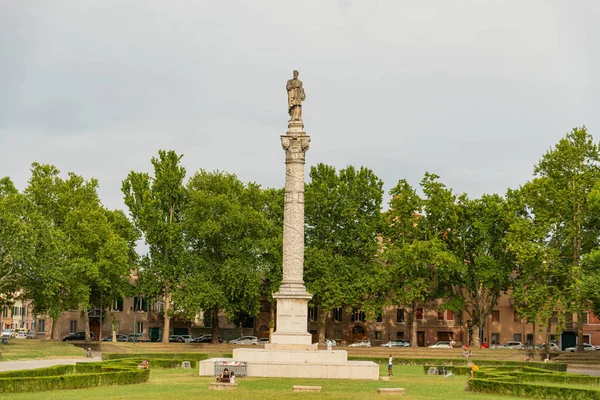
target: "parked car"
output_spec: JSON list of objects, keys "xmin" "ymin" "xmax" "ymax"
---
[
  {"xmin": 178, "ymin": 335, "xmax": 193, "ymax": 343},
  {"xmin": 62, "ymin": 332, "xmax": 96, "ymax": 341},
  {"xmin": 101, "ymin": 334, "xmax": 128, "ymax": 342},
  {"xmin": 258, "ymin": 337, "xmax": 270, "ymax": 345},
  {"xmin": 229, "ymin": 336, "xmax": 259, "ymax": 345},
  {"xmin": 26, "ymin": 330, "xmax": 36, "ymax": 339},
  {"xmin": 15, "ymin": 331, "xmax": 28, "ymax": 339},
  {"xmin": 380, "ymin": 339, "xmax": 410, "ymax": 347},
  {"xmin": 127, "ymin": 333, "xmax": 150, "ymax": 342},
  {"xmin": 493, "ymin": 341, "xmax": 524, "ymax": 349},
  {"xmin": 535, "ymin": 342, "xmax": 560, "ymax": 351},
  {"xmin": 428, "ymin": 341, "xmax": 453, "ymax": 349},
  {"xmin": 565, "ymin": 343, "xmax": 598, "ymax": 352},
  {"xmin": 1, "ymin": 329, "xmax": 15, "ymax": 339},
  {"xmin": 348, "ymin": 340, "xmax": 371, "ymax": 348},
  {"xmin": 169, "ymin": 335, "xmax": 182, "ymax": 343},
  {"xmin": 191, "ymin": 334, "xmax": 223, "ymax": 343}
]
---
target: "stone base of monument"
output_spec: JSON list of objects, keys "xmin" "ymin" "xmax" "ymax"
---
[{"xmin": 199, "ymin": 349, "xmax": 379, "ymax": 380}]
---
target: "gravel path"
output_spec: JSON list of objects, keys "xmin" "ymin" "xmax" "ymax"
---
[
  {"xmin": 0, "ymin": 357, "xmax": 102, "ymax": 372},
  {"xmin": 568, "ymin": 365, "xmax": 600, "ymax": 376}
]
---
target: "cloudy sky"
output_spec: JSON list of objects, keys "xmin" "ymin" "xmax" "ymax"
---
[{"xmin": 1, "ymin": 0, "xmax": 598, "ymax": 213}]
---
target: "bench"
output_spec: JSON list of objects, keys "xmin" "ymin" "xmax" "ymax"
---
[
  {"xmin": 377, "ymin": 388, "xmax": 405, "ymax": 395},
  {"xmin": 292, "ymin": 385, "xmax": 322, "ymax": 393},
  {"xmin": 209, "ymin": 382, "xmax": 237, "ymax": 391}
]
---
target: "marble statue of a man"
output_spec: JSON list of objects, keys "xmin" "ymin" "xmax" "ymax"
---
[{"xmin": 286, "ymin": 70, "xmax": 306, "ymax": 121}]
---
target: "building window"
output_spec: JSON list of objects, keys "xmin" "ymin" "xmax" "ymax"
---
[
  {"xmin": 308, "ymin": 306, "xmax": 318, "ymax": 322},
  {"xmin": 240, "ymin": 312, "xmax": 254, "ymax": 328},
  {"xmin": 513, "ymin": 311, "xmax": 520, "ymax": 323},
  {"xmin": 447, "ymin": 311, "xmax": 454, "ymax": 321},
  {"xmin": 2, "ymin": 307, "xmax": 7, "ymax": 318},
  {"xmin": 333, "ymin": 307, "xmax": 343, "ymax": 322},
  {"xmin": 492, "ymin": 310, "xmax": 500, "ymax": 323},
  {"xmin": 416, "ymin": 308, "xmax": 424, "ymax": 320},
  {"xmin": 203, "ymin": 310, "xmax": 212, "ymax": 328},
  {"xmin": 551, "ymin": 311, "xmax": 558, "ymax": 324},
  {"xmin": 375, "ymin": 331, "xmax": 382, "ymax": 340},
  {"xmin": 376, "ymin": 311, "xmax": 383, "ymax": 323},
  {"xmin": 136, "ymin": 322, "xmax": 144, "ymax": 334},
  {"xmin": 260, "ymin": 301, "xmax": 271, "ymax": 314},
  {"xmin": 396, "ymin": 331, "xmax": 404, "ymax": 340},
  {"xmin": 351, "ymin": 308, "xmax": 365, "ymax": 322},
  {"xmin": 334, "ymin": 329, "xmax": 342, "ymax": 340},
  {"xmin": 150, "ymin": 301, "xmax": 163, "ymax": 314},
  {"xmin": 513, "ymin": 333, "xmax": 522, "ymax": 342},
  {"xmin": 37, "ymin": 319, "xmax": 45, "ymax": 333},
  {"xmin": 438, "ymin": 311, "xmax": 444, "ymax": 320},
  {"xmin": 582, "ymin": 312, "xmax": 589, "ymax": 324},
  {"xmin": 396, "ymin": 309, "xmax": 405, "ymax": 323},
  {"xmin": 69, "ymin": 320, "xmax": 77, "ymax": 333},
  {"xmin": 133, "ymin": 297, "xmax": 148, "ymax": 312},
  {"xmin": 112, "ymin": 298, "xmax": 124, "ymax": 312},
  {"xmin": 491, "ymin": 333, "xmax": 500, "ymax": 345}
]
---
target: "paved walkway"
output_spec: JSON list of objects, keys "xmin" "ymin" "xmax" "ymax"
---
[{"xmin": 0, "ymin": 357, "xmax": 102, "ymax": 372}]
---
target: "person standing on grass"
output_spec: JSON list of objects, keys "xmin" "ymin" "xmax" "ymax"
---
[{"xmin": 388, "ymin": 354, "xmax": 393, "ymax": 376}]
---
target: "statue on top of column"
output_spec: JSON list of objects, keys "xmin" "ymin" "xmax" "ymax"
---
[{"xmin": 286, "ymin": 70, "xmax": 306, "ymax": 122}]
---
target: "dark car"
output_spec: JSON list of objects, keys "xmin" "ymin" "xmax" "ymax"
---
[
  {"xmin": 62, "ymin": 331, "xmax": 96, "ymax": 341},
  {"xmin": 101, "ymin": 334, "xmax": 128, "ymax": 342},
  {"xmin": 191, "ymin": 334, "xmax": 223, "ymax": 343}
]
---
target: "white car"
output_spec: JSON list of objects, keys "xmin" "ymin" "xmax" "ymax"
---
[
  {"xmin": 565, "ymin": 343, "xmax": 598, "ymax": 352},
  {"xmin": 1, "ymin": 329, "xmax": 15, "ymax": 339},
  {"xmin": 348, "ymin": 340, "xmax": 371, "ymax": 348},
  {"xmin": 535, "ymin": 342, "xmax": 560, "ymax": 351},
  {"xmin": 428, "ymin": 341, "xmax": 453, "ymax": 348},
  {"xmin": 493, "ymin": 341, "xmax": 524, "ymax": 349},
  {"xmin": 15, "ymin": 331, "xmax": 28, "ymax": 339},
  {"xmin": 229, "ymin": 336, "xmax": 258, "ymax": 345}
]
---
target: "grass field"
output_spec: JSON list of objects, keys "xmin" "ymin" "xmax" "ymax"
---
[
  {"xmin": 7, "ymin": 365, "xmax": 524, "ymax": 400},
  {"xmin": 0, "ymin": 340, "xmax": 86, "ymax": 360}
]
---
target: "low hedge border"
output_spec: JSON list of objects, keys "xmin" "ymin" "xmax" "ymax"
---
[
  {"xmin": 0, "ymin": 365, "xmax": 75, "ymax": 378},
  {"xmin": 102, "ymin": 353, "xmax": 209, "ymax": 361},
  {"xmin": 468, "ymin": 378, "xmax": 600, "ymax": 400},
  {"xmin": 107, "ymin": 358, "xmax": 198, "ymax": 369},
  {"xmin": 350, "ymin": 356, "xmax": 566, "ymax": 371},
  {"xmin": 0, "ymin": 367, "xmax": 149, "ymax": 394},
  {"xmin": 422, "ymin": 365, "xmax": 472, "ymax": 375}
]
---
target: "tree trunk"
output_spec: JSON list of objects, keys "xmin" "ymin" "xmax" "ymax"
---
[
  {"xmin": 410, "ymin": 300, "xmax": 418, "ymax": 348},
  {"xmin": 577, "ymin": 310, "xmax": 584, "ymax": 352},
  {"xmin": 161, "ymin": 283, "xmax": 172, "ymax": 343},
  {"xmin": 471, "ymin": 319, "xmax": 481, "ymax": 348},
  {"xmin": 318, "ymin": 307, "xmax": 328, "ymax": 345},
  {"xmin": 51, "ymin": 313, "xmax": 60, "ymax": 340},
  {"xmin": 111, "ymin": 311, "xmax": 118, "ymax": 342},
  {"xmin": 211, "ymin": 306, "xmax": 220, "ymax": 344},
  {"xmin": 83, "ymin": 308, "xmax": 91, "ymax": 341},
  {"xmin": 545, "ymin": 317, "xmax": 552, "ymax": 352},
  {"xmin": 268, "ymin": 301, "xmax": 275, "ymax": 340}
]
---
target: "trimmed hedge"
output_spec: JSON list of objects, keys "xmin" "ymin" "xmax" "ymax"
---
[
  {"xmin": 422, "ymin": 365, "xmax": 472, "ymax": 375},
  {"xmin": 107, "ymin": 358, "xmax": 198, "ymax": 369},
  {"xmin": 102, "ymin": 352, "xmax": 209, "ymax": 361},
  {"xmin": 0, "ymin": 365, "xmax": 75, "ymax": 378},
  {"xmin": 0, "ymin": 369, "xmax": 149, "ymax": 394},
  {"xmin": 469, "ymin": 378, "xmax": 600, "ymax": 400},
  {"xmin": 349, "ymin": 356, "xmax": 567, "ymax": 371}
]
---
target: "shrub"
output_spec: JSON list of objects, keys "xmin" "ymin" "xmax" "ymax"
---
[
  {"xmin": 350, "ymin": 356, "xmax": 566, "ymax": 371},
  {"xmin": 0, "ymin": 365, "xmax": 75, "ymax": 378},
  {"xmin": 102, "ymin": 353, "xmax": 208, "ymax": 361},
  {"xmin": 469, "ymin": 378, "xmax": 600, "ymax": 400}
]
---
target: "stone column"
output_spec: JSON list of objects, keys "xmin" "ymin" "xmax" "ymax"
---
[{"xmin": 270, "ymin": 120, "xmax": 313, "ymax": 347}]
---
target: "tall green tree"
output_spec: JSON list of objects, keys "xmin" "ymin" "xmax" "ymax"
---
[
  {"xmin": 304, "ymin": 164, "xmax": 383, "ymax": 344},
  {"xmin": 520, "ymin": 127, "xmax": 600, "ymax": 351},
  {"xmin": 0, "ymin": 178, "xmax": 25, "ymax": 309},
  {"xmin": 122, "ymin": 150, "xmax": 187, "ymax": 343},
  {"xmin": 380, "ymin": 177, "xmax": 460, "ymax": 347},
  {"xmin": 175, "ymin": 170, "xmax": 274, "ymax": 343}
]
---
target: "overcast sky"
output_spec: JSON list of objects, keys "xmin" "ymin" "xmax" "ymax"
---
[{"xmin": 1, "ymin": 0, "xmax": 599, "ymax": 213}]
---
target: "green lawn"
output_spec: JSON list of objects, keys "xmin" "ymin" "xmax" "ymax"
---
[
  {"xmin": 7, "ymin": 365, "xmax": 524, "ymax": 400},
  {"xmin": 0, "ymin": 340, "xmax": 86, "ymax": 360}
]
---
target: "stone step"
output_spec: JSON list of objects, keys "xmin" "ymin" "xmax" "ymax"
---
[
  {"xmin": 377, "ymin": 388, "xmax": 405, "ymax": 395},
  {"xmin": 293, "ymin": 385, "xmax": 322, "ymax": 392},
  {"xmin": 208, "ymin": 382, "xmax": 237, "ymax": 391}
]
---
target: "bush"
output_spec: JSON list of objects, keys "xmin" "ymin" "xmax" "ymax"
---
[
  {"xmin": 0, "ymin": 369, "xmax": 149, "ymax": 394},
  {"xmin": 102, "ymin": 353, "xmax": 208, "ymax": 361},
  {"xmin": 349, "ymin": 356, "xmax": 566, "ymax": 371},
  {"xmin": 468, "ymin": 378, "xmax": 600, "ymax": 400},
  {"xmin": 0, "ymin": 365, "xmax": 75, "ymax": 378},
  {"xmin": 107, "ymin": 358, "xmax": 198, "ymax": 369}
]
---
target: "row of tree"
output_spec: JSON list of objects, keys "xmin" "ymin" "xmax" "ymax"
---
[{"xmin": 1, "ymin": 127, "xmax": 600, "ymax": 350}]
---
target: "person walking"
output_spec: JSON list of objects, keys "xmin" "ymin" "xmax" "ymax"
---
[{"xmin": 388, "ymin": 354, "xmax": 393, "ymax": 376}]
